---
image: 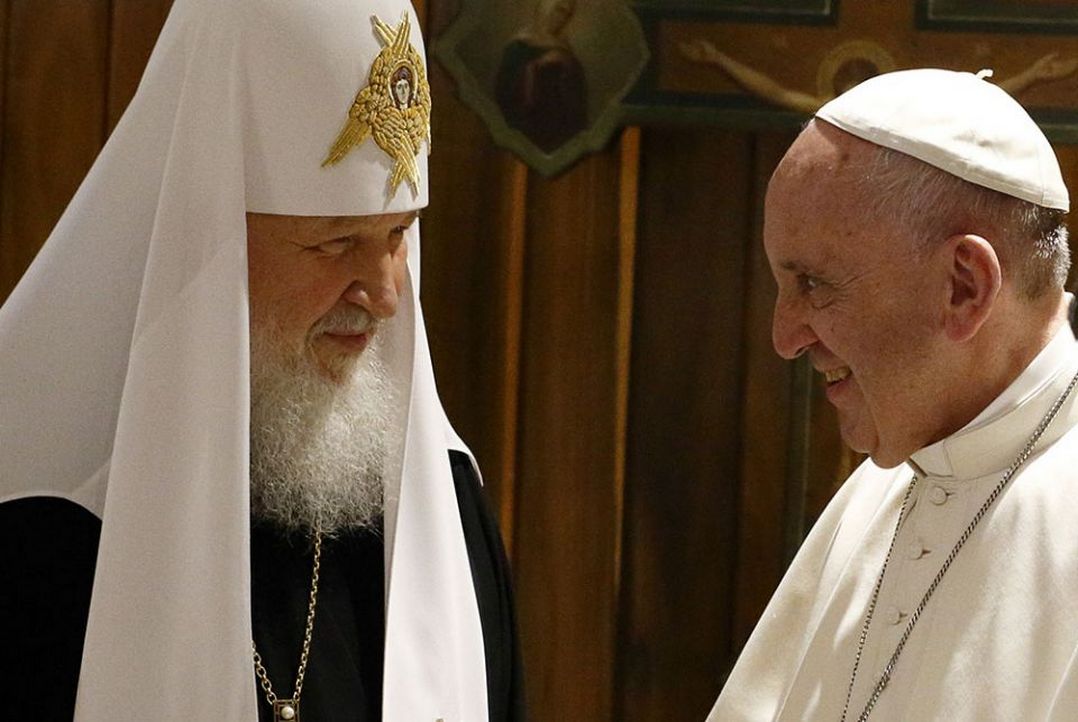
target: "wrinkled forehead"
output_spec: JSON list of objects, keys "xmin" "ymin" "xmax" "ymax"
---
[
  {"xmin": 764, "ymin": 124, "xmax": 890, "ymax": 261},
  {"xmin": 768, "ymin": 128, "xmax": 847, "ymax": 223},
  {"xmin": 772, "ymin": 121, "xmax": 878, "ymax": 188},
  {"xmin": 246, "ymin": 210, "xmax": 420, "ymax": 237}
]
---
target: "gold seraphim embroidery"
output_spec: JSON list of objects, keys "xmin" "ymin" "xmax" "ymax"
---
[{"xmin": 322, "ymin": 12, "xmax": 432, "ymax": 196}]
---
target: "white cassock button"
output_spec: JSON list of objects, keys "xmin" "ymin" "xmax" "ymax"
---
[
  {"xmin": 929, "ymin": 486, "xmax": 948, "ymax": 505},
  {"xmin": 908, "ymin": 539, "xmax": 928, "ymax": 560},
  {"xmin": 886, "ymin": 606, "xmax": 904, "ymax": 625}
]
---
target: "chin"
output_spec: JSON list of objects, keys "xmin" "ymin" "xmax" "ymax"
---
[
  {"xmin": 312, "ymin": 353, "xmax": 361, "ymax": 385},
  {"xmin": 865, "ymin": 449, "xmax": 908, "ymax": 470},
  {"xmin": 841, "ymin": 431, "xmax": 901, "ymax": 469},
  {"xmin": 859, "ymin": 434, "xmax": 914, "ymax": 469}
]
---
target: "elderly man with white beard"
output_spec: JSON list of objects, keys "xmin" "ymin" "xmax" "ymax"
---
[
  {"xmin": 246, "ymin": 213, "xmax": 410, "ymax": 536},
  {"xmin": 708, "ymin": 69, "xmax": 1078, "ymax": 721},
  {"xmin": 0, "ymin": 1, "xmax": 524, "ymax": 721}
]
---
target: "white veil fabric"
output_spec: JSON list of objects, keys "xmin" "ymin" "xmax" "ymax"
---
[{"xmin": 0, "ymin": 0, "xmax": 488, "ymax": 719}]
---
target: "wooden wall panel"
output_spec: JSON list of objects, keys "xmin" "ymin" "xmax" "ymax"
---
[
  {"xmin": 512, "ymin": 144, "xmax": 627, "ymax": 721},
  {"xmin": 613, "ymin": 128, "xmax": 641, "ymax": 590},
  {"xmin": 424, "ymin": 0, "xmax": 525, "ymax": 537},
  {"xmin": 0, "ymin": 1, "xmax": 7, "ymax": 254},
  {"xmin": 107, "ymin": 0, "xmax": 173, "ymax": 132},
  {"xmin": 411, "ymin": 0, "xmax": 427, "ymax": 27},
  {"xmin": 0, "ymin": 0, "xmax": 110, "ymax": 300},
  {"xmin": 730, "ymin": 132, "xmax": 797, "ymax": 647},
  {"xmin": 805, "ymin": 378, "xmax": 860, "ymax": 528},
  {"xmin": 617, "ymin": 127, "xmax": 753, "ymax": 721}
]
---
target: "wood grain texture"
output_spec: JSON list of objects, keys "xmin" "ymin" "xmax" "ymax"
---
[
  {"xmin": 1057, "ymin": 145, "xmax": 1078, "ymax": 295},
  {"xmin": 616, "ymin": 127, "xmax": 753, "ymax": 721},
  {"xmin": 805, "ymin": 373, "xmax": 858, "ymax": 529},
  {"xmin": 613, "ymin": 126, "xmax": 640, "ymax": 590},
  {"xmin": 410, "ymin": 0, "xmax": 427, "ymax": 29},
  {"xmin": 0, "ymin": 0, "xmax": 8, "ymax": 267},
  {"xmin": 489, "ymin": 155, "xmax": 527, "ymax": 549},
  {"xmin": 424, "ymin": 0, "xmax": 526, "ymax": 541},
  {"xmin": 0, "ymin": 0, "xmax": 110, "ymax": 301},
  {"xmin": 512, "ymin": 148, "xmax": 625, "ymax": 722},
  {"xmin": 107, "ymin": 0, "xmax": 173, "ymax": 133},
  {"xmin": 730, "ymin": 132, "xmax": 798, "ymax": 649}
]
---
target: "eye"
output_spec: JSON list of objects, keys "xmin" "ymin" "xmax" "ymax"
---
[
  {"xmin": 311, "ymin": 237, "xmax": 354, "ymax": 256},
  {"xmin": 798, "ymin": 274, "xmax": 822, "ymax": 293},
  {"xmin": 797, "ymin": 273, "xmax": 834, "ymax": 308}
]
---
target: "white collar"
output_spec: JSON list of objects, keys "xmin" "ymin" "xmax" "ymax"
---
[{"xmin": 908, "ymin": 317, "xmax": 1078, "ymax": 479}]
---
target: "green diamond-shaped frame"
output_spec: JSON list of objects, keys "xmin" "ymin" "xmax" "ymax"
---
[{"xmin": 432, "ymin": 0, "xmax": 650, "ymax": 177}]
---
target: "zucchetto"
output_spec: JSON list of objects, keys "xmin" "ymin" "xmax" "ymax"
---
[{"xmin": 817, "ymin": 68, "xmax": 1069, "ymax": 212}]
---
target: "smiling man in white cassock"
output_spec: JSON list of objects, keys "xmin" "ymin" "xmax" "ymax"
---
[
  {"xmin": 707, "ymin": 69, "xmax": 1078, "ymax": 721},
  {"xmin": 0, "ymin": 1, "xmax": 524, "ymax": 720}
]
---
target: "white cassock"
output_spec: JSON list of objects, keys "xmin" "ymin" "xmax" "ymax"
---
[{"xmin": 709, "ymin": 321, "xmax": 1078, "ymax": 721}]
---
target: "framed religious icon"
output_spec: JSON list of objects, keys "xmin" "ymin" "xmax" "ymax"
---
[
  {"xmin": 918, "ymin": 0, "xmax": 1078, "ymax": 34},
  {"xmin": 433, "ymin": 0, "xmax": 649, "ymax": 176}
]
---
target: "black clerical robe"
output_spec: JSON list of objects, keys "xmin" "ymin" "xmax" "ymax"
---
[{"xmin": 2, "ymin": 450, "xmax": 525, "ymax": 721}]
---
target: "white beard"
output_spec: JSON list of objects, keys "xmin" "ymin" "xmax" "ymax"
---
[{"xmin": 249, "ymin": 321, "xmax": 397, "ymax": 537}]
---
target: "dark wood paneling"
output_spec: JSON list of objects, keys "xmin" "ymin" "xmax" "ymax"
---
[
  {"xmin": 107, "ymin": 0, "xmax": 173, "ymax": 133},
  {"xmin": 424, "ymin": 0, "xmax": 526, "ymax": 538},
  {"xmin": 0, "ymin": 0, "xmax": 8, "ymax": 255},
  {"xmin": 616, "ymin": 127, "xmax": 754, "ymax": 721},
  {"xmin": 805, "ymin": 376, "xmax": 859, "ymax": 528},
  {"xmin": 0, "ymin": 0, "xmax": 110, "ymax": 300},
  {"xmin": 730, "ymin": 132, "xmax": 797, "ymax": 647},
  {"xmin": 411, "ymin": 0, "xmax": 427, "ymax": 27},
  {"xmin": 512, "ymin": 145, "xmax": 626, "ymax": 721},
  {"xmin": 1057, "ymin": 145, "xmax": 1078, "ymax": 295},
  {"xmin": 612, "ymin": 127, "xmax": 641, "ymax": 588}
]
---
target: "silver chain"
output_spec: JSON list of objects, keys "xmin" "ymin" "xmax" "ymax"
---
[
  {"xmin": 841, "ymin": 369, "xmax": 1078, "ymax": 722},
  {"xmin": 252, "ymin": 530, "xmax": 324, "ymax": 708}
]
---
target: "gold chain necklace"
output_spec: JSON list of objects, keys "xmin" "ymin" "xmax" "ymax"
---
[
  {"xmin": 840, "ymin": 369, "xmax": 1078, "ymax": 722},
  {"xmin": 252, "ymin": 530, "xmax": 324, "ymax": 722}
]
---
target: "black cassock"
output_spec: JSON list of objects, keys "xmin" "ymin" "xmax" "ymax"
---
[{"xmin": 2, "ymin": 450, "xmax": 525, "ymax": 721}]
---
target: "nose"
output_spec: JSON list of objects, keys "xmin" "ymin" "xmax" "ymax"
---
[
  {"xmin": 772, "ymin": 293, "xmax": 817, "ymax": 360},
  {"xmin": 341, "ymin": 250, "xmax": 401, "ymax": 320}
]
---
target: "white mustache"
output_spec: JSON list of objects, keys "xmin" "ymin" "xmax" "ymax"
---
[{"xmin": 313, "ymin": 308, "xmax": 377, "ymax": 336}]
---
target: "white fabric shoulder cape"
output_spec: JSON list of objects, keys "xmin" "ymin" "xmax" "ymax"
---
[{"xmin": 0, "ymin": 1, "xmax": 488, "ymax": 719}]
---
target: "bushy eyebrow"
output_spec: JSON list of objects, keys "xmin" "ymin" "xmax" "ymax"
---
[
  {"xmin": 321, "ymin": 210, "xmax": 420, "ymax": 234},
  {"xmin": 779, "ymin": 260, "xmax": 820, "ymax": 275}
]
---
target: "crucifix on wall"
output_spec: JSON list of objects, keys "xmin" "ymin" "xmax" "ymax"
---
[{"xmin": 625, "ymin": 1, "xmax": 1078, "ymax": 141}]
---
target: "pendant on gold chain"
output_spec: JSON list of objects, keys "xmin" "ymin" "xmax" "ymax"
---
[{"xmin": 273, "ymin": 699, "xmax": 299, "ymax": 721}]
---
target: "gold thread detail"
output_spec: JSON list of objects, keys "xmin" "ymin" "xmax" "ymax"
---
[{"xmin": 322, "ymin": 12, "xmax": 432, "ymax": 197}]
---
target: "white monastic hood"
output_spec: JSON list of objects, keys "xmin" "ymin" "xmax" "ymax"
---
[{"xmin": 0, "ymin": 0, "xmax": 487, "ymax": 719}]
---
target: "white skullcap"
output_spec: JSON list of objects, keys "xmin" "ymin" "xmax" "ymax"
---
[{"xmin": 816, "ymin": 67, "xmax": 1069, "ymax": 212}]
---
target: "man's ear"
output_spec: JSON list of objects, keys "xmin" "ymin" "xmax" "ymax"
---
[{"xmin": 943, "ymin": 234, "xmax": 1001, "ymax": 342}]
